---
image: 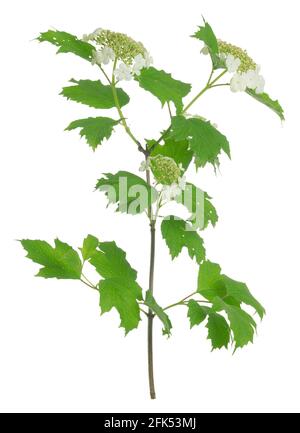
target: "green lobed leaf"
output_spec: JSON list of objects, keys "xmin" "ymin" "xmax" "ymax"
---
[
  {"xmin": 187, "ymin": 300, "xmax": 209, "ymax": 328},
  {"xmin": 89, "ymin": 241, "xmax": 137, "ymax": 281},
  {"xmin": 161, "ymin": 216, "xmax": 206, "ymax": 264},
  {"xmin": 149, "ymin": 138, "xmax": 193, "ymax": 172},
  {"xmin": 175, "ymin": 183, "xmax": 218, "ymax": 231},
  {"xmin": 90, "ymin": 241, "xmax": 143, "ymax": 334},
  {"xmin": 66, "ymin": 117, "xmax": 120, "ymax": 151},
  {"xmin": 213, "ymin": 297, "xmax": 256, "ymax": 350},
  {"xmin": 21, "ymin": 239, "xmax": 82, "ymax": 279},
  {"xmin": 61, "ymin": 79, "xmax": 130, "ymax": 109},
  {"xmin": 246, "ymin": 90, "xmax": 285, "ymax": 121},
  {"xmin": 136, "ymin": 67, "xmax": 191, "ymax": 113},
  {"xmin": 99, "ymin": 278, "xmax": 143, "ymax": 334},
  {"xmin": 96, "ymin": 171, "xmax": 158, "ymax": 214},
  {"xmin": 37, "ymin": 30, "xmax": 95, "ymax": 61},
  {"xmin": 206, "ymin": 312, "xmax": 231, "ymax": 350},
  {"xmin": 169, "ymin": 116, "xmax": 231, "ymax": 169},
  {"xmin": 198, "ymin": 261, "xmax": 265, "ymax": 319},
  {"xmin": 144, "ymin": 291, "xmax": 172, "ymax": 337},
  {"xmin": 80, "ymin": 235, "xmax": 99, "ymax": 261}
]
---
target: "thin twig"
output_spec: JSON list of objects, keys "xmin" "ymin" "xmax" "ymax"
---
[{"xmin": 80, "ymin": 278, "xmax": 98, "ymax": 291}]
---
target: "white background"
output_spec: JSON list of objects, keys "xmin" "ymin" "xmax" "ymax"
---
[{"xmin": 0, "ymin": 0, "xmax": 299, "ymax": 413}]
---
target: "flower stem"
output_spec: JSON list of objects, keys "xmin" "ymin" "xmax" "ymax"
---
[
  {"xmin": 110, "ymin": 60, "xmax": 147, "ymax": 155},
  {"xmin": 182, "ymin": 70, "xmax": 227, "ymax": 114}
]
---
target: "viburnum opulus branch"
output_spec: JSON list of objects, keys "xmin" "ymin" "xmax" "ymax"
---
[{"xmin": 21, "ymin": 19, "xmax": 284, "ymax": 400}]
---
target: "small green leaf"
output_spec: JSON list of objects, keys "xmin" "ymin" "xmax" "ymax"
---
[
  {"xmin": 206, "ymin": 312, "xmax": 231, "ymax": 350},
  {"xmin": 192, "ymin": 19, "xmax": 223, "ymax": 70},
  {"xmin": 149, "ymin": 138, "xmax": 193, "ymax": 172},
  {"xmin": 187, "ymin": 300, "xmax": 209, "ymax": 328},
  {"xmin": 81, "ymin": 235, "xmax": 99, "ymax": 261},
  {"xmin": 90, "ymin": 241, "xmax": 137, "ymax": 281},
  {"xmin": 246, "ymin": 90, "xmax": 285, "ymax": 121},
  {"xmin": 61, "ymin": 79, "xmax": 129, "ymax": 109},
  {"xmin": 193, "ymin": 20, "xmax": 219, "ymax": 55},
  {"xmin": 161, "ymin": 216, "xmax": 206, "ymax": 264},
  {"xmin": 96, "ymin": 171, "xmax": 158, "ymax": 214},
  {"xmin": 169, "ymin": 116, "xmax": 230, "ymax": 169},
  {"xmin": 198, "ymin": 261, "xmax": 265, "ymax": 319},
  {"xmin": 175, "ymin": 183, "xmax": 218, "ymax": 230},
  {"xmin": 144, "ymin": 291, "xmax": 172, "ymax": 337},
  {"xmin": 136, "ymin": 67, "xmax": 191, "ymax": 113},
  {"xmin": 213, "ymin": 297, "xmax": 256, "ymax": 350},
  {"xmin": 37, "ymin": 30, "xmax": 95, "ymax": 61},
  {"xmin": 66, "ymin": 117, "xmax": 120, "ymax": 150},
  {"xmin": 21, "ymin": 239, "xmax": 82, "ymax": 279},
  {"xmin": 99, "ymin": 278, "xmax": 142, "ymax": 334}
]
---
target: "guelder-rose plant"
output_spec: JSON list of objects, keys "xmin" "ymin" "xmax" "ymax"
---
[{"xmin": 21, "ymin": 20, "xmax": 284, "ymax": 399}]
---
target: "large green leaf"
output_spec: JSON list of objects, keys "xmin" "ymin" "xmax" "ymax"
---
[
  {"xmin": 246, "ymin": 90, "xmax": 285, "ymax": 121},
  {"xmin": 213, "ymin": 297, "xmax": 257, "ymax": 350},
  {"xmin": 161, "ymin": 216, "xmax": 206, "ymax": 264},
  {"xmin": 90, "ymin": 241, "xmax": 143, "ymax": 334},
  {"xmin": 187, "ymin": 300, "xmax": 209, "ymax": 328},
  {"xmin": 96, "ymin": 171, "xmax": 158, "ymax": 214},
  {"xmin": 149, "ymin": 138, "xmax": 193, "ymax": 171},
  {"xmin": 169, "ymin": 116, "xmax": 230, "ymax": 169},
  {"xmin": 89, "ymin": 241, "xmax": 137, "ymax": 281},
  {"xmin": 61, "ymin": 79, "xmax": 129, "ymax": 109},
  {"xmin": 99, "ymin": 278, "xmax": 142, "ymax": 334},
  {"xmin": 136, "ymin": 67, "xmax": 191, "ymax": 113},
  {"xmin": 198, "ymin": 261, "xmax": 265, "ymax": 319},
  {"xmin": 206, "ymin": 312, "xmax": 231, "ymax": 350},
  {"xmin": 37, "ymin": 30, "xmax": 95, "ymax": 61},
  {"xmin": 21, "ymin": 239, "xmax": 82, "ymax": 279},
  {"xmin": 66, "ymin": 117, "xmax": 120, "ymax": 151},
  {"xmin": 175, "ymin": 183, "xmax": 218, "ymax": 231},
  {"xmin": 144, "ymin": 291, "xmax": 172, "ymax": 337}
]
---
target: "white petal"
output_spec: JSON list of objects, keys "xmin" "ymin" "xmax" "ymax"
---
[
  {"xmin": 255, "ymin": 75, "xmax": 265, "ymax": 94},
  {"xmin": 245, "ymin": 70, "xmax": 259, "ymax": 90},
  {"xmin": 226, "ymin": 54, "xmax": 241, "ymax": 73},
  {"xmin": 230, "ymin": 73, "xmax": 247, "ymax": 92}
]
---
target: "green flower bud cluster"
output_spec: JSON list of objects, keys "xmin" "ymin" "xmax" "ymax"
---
[
  {"xmin": 95, "ymin": 30, "xmax": 146, "ymax": 65},
  {"xmin": 150, "ymin": 155, "xmax": 181, "ymax": 185},
  {"xmin": 218, "ymin": 40, "xmax": 257, "ymax": 73}
]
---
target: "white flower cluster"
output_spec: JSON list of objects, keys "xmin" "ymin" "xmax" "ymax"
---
[
  {"xmin": 161, "ymin": 176, "xmax": 186, "ymax": 201},
  {"xmin": 225, "ymin": 54, "xmax": 265, "ymax": 94},
  {"xmin": 92, "ymin": 46, "xmax": 115, "ymax": 65},
  {"xmin": 91, "ymin": 49, "xmax": 152, "ymax": 81},
  {"xmin": 82, "ymin": 27, "xmax": 153, "ymax": 81},
  {"xmin": 201, "ymin": 45, "xmax": 265, "ymax": 94},
  {"xmin": 114, "ymin": 52, "xmax": 153, "ymax": 81}
]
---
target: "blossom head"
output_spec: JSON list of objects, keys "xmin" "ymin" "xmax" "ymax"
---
[
  {"xmin": 218, "ymin": 40, "xmax": 257, "ymax": 73},
  {"xmin": 150, "ymin": 155, "xmax": 181, "ymax": 186},
  {"xmin": 95, "ymin": 29, "xmax": 147, "ymax": 65},
  {"xmin": 217, "ymin": 40, "xmax": 265, "ymax": 95}
]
